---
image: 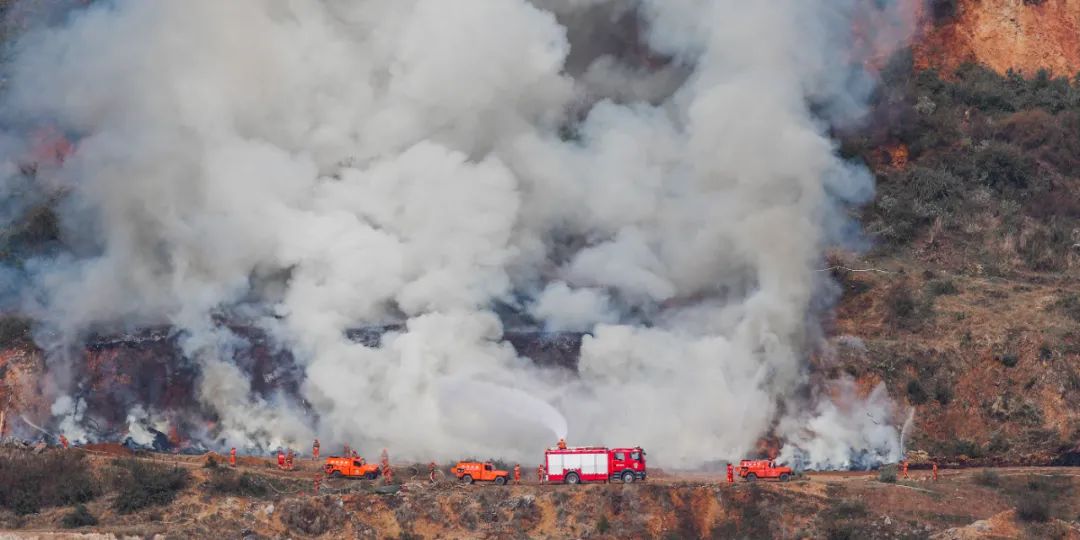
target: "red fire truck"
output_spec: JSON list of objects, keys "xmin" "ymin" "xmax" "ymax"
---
[{"xmin": 544, "ymin": 445, "xmax": 647, "ymax": 484}]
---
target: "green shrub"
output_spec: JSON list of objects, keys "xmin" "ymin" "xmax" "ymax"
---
[
  {"xmin": 975, "ymin": 142, "xmax": 1034, "ymax": 191},
  {"xmin": 973, "ymin": 469, "xmax": 1001, "ymax": 487},
  {"xmin": 0, "ymin": 451, "xmax": 97, "ymax": 515},
  {"xmin": 60, "ymin": 504, "xmax": 98, "ymax": 528},
  {"xmin": 878, "ymin": 465, "xmax": 897, "ymax": 483},
  {"xmin": 1052, "ymin": 294, "xmax": 1080, "ymax": 323},
  {"xmin": 110, "ymin": 459, "xmax": 190, "ymax": 514},
  {"xmin": 950, "ymin": 439, "xmax": 984, "ymax": 459},
  {"xmin": 934, "ymin": 382, "xmax": 954, "ymax": 405}
]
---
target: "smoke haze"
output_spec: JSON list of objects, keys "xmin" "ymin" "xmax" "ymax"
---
[{"xmin": 0, "ymin": 0, "xmax": 917, "ymax": 468}]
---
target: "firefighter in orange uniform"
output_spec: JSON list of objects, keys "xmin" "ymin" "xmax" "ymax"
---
[
  {"xmin": 514, "ymin": 464, "xmax": 521, "ymax": 484},
  {"xmin": 286, "ymin": 449, "xmax": 295, "ymax": 470},
  {"xmin": 557, "ymin": 438, "xmax": 567, "ymax": 450},
  {"xmin": 229, "ymin": 447, "xmax": 237, "ymax": 467},
  {"xmin": 313, "ymin": 439, "xmax": 320, "ymax": 460},
  {"xmin": 537, "ymin": 465, "xmax": 545, "ymax": 484},
  {"xmin": 380, "ymin": 449, "xmax": 392, "ymax": 483},
  {"xmin": 59, "ymin": 434, "xmax": 69, "ymax": 449},
  {"xmin": 932, "ymin": 462, "xmax": 939, "ymax": 481},
  {"xmin": 429, "ymin": 462, "xmax": 438, "ymax": 483},
  {"xmin": 277, "ymin": 449, "xmax": 286, "ymax": 469},
  {"xmin": 727, "ymin": 463, "xmax": 734, "ymax": 484},
  {"xmin": 901, "ymin": 459, "xmax": 909, "ymax": 479}
]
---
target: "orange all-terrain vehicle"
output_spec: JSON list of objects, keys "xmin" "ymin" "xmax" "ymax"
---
[
  {"xmin": 738, "ymin": 459, "xmax": 793, "ymax": 482},
  {"xmin": 452, "ymin": 461, "xmax": 510, "ymax": 485},
  {"xmin": 324, "ymin": 456, "xmax": 381, "ymax": 479}
]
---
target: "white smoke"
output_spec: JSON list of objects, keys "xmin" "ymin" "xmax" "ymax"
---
[{"xmin": 0, "ymin": 0, "xmax": 916, "ymax": 467}]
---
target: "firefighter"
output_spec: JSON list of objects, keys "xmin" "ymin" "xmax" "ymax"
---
[
  {"xmin": 286, "ymin": 449, "xmax": 295, "ymax": 470},
  {"xmin": 429, "ymin": 462, "xmax": 438, "ymax": 483},
  {"xmin": 59, "ymin": 434, "xmax": 69, "ymax": 449},
  {"xmin": 557, "ymin": 438, "xmax": 567, "ymax": 450},
  {"xmin": 932, "ymin": 462, "xmax": 939, "ymax": 481},
  {"xmin": 726, "ymin": 463, "xmax": 734, "ymax": 484},
  {"xmin": 313, "ymin": 438, "xmax": 320, "ymax": 460},
  {"xmin": 277, "ymin": 449, "xmax": 286, "ymax": 469},
  {"xmin": 537, "ymin": 465, "xmax": 545, "ymax": 484},
  {"xmin": 901, "ymin": 459, "xmax": 909, "ymax": 479},
  {"xmin": 514, "ymin": 464, "xmax": 521, "ymax": 485},
  {"xmin": 229, "ymin": 447, "xmax": 237, "ymax": 467},
  {"xmin": 352, "ymin": 449, "xmax": 359, "ymax": 459}
]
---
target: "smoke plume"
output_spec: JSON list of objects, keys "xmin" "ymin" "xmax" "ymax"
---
[{"xmin": 0, "ymin": 0, "xmax": 916, "ymax": 468}]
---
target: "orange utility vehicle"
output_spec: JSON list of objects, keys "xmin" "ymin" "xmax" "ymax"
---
[
  {"xmin": 324, "ymin": 456, "xmax": 381, "ymax": 479},
  {"xmin": 738, "ymin": 459, "xmax": 793, "ymax": 482},
  {"xmin": 452, "ymin": 461, "xmax": 510, "ymax": 485}
]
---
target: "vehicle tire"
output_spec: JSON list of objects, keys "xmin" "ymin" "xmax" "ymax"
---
[
  {"xmin": 462, "ymin": 475, "xmax": 474, "ymax": 484},
  {"xmin": 780, "ymin": 473, "xmax": 790, "ymax": 482},
  {"xmin": 365, "ymin": 472, "xmax": 378, "ymax": 480},
  {"xmin": 622, "ymin": 471, "xmax": 635, "ymax": 484},
  {"xmin": 745, "ymin": 473, "xmax": 757, "ymax": 482},
  {"xmin": 565, "ymin": 472, "xmax": 580, "ymax": 485},
  {"xmin": 330, "ymin": 471, "xmax": 343, "ymax": 479},
  {"xmin": 495, "ymin": 476, "xmax": 507, "ymax": 486}
]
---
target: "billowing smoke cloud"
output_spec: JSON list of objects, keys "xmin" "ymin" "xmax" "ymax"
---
[{"xmin": 0, "ymin": 0, "xmax": 915, "ymax": 467}]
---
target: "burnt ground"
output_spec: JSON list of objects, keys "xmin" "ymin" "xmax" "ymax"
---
[{"xmin": 0, "ymin": 446, "xmax": 1078, "ymax": 539}]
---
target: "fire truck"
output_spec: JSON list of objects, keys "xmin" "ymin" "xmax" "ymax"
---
[{"xmin": 544, "ymin": 445, "xmax": 646, "ymax": 484}]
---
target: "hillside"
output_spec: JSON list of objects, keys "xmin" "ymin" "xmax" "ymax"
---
[
  {"xmin": 915, "ymin": 0, "xmax": 1080, "ymax": 76},
  {"xmin": 1, "ymin": 447, "xmax": 1079, "ymax": 539}
]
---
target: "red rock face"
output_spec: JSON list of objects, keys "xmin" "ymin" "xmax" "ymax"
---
[{"xmin": 914, "ymin": 0, "xmax": 1080, "ymax": 76}]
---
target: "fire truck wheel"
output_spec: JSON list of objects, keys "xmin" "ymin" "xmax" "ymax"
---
[
  {"xmin": 495, "ymin": 476, "xmax": 507, "ymax": 486},
  {"xmin": 331, "ymin": 471, "xmax": 343, "ymax": 479},
  {"xmin": 365, "ymin": 472, "xmax": 378, "ymax": 480},
  {"xmin": 462, "ymin": 475, "xmax": 474, "ymax": 484},
  {"xmin": 745, "ymin": 473, "xmax": 757, "ymax": 482},
  {"xmin": 780, "ymin": 473, "xmax": 791, "ymax": 482},
  {"xmin": 621, "ymin": 471, "xmax": 635, "ymax": 484},
  {"xmin": 565, "ymin": 472, "xmax": 580, "ymax": 485}
]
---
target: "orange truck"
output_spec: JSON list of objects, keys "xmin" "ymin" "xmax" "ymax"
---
[
  {"xmin": 452, "ymin": 461, "xmax": 510, "ymax": 485},
  {"xmin": 324, "ymin": 456, "xmax": 381, "ymax": 479},
  {"xmin": 738, "ymin": 459, "xmax": 793, "ymax": 482}
]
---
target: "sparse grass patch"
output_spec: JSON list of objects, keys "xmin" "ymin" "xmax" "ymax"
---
[
  {"xmin": 878, "ymin": 465, "xmax": 898, "ymax": 483},
  {"xmin": 60, "ymin": 504, "xmax": 98, "ymax": 528},
  {"xmin": 973, "ymin": 469, "xmax": 1001, "ymax": 487},
  {"xmin": 204, "ymin": 469, "xmax": 271, "ymax": 498}
]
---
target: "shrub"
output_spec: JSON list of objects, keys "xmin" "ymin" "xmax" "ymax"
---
[
  {"xmin": 60, "ymin": 504, "xmax": 98, "ymax": 528},
  {"xmin": 950, "ymin": 439, "xmax": 984, "ymax": 459},
  {"xmin": 928, "ymin": 0, "xmax": 959, "ymax": 23},
  {"xmin": 1016, "ymin": 495, "xmax": 1051, "ymax": 522},
  {"xmin": 975, "ymin": 142, "xmax": 1034, "ymax": 191},
  {"xmin": 204, "ymin": 469, "xmax": 270, "ymax": 498},
  {"xmin": 597, "ymin": 515, "xmax": 611, "ymax": 534},
  {"xmin": 934, "ymin": 382, "xmax": 954, "ymax": 405},
  {"xmin": 1052, "ymin": 294, "xmax": 1080, "ymax": 323},
  {"xmin": 926, "ymin": 279, "xmax": 959, "ymax": 296},
  {"xmin": 999, "ymin": 354, "xmax": 1020, "ymax": 368},
  {"xmin": 906, "ymin": 379, "xmax": 929, "ymax": 405},
  {"xmin": 110, "ymin": 459, "xmax": 190, "ymax": 514},
  {"xmin": 0, "ymin": 316, "xmax": 32, "ymax": 347},
  {"xmin": 878, "ymin": 465, "xmax": 897, "ymax": 483},
  {"xmin": 973, "ymin": 469, "xmax": 1001, "ymax": 487},
  {"xmin": 0, "ymin": 450, "xmax": 97, "ymax": 515}
]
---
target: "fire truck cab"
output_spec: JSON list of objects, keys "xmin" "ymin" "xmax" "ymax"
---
[
  {"xmin": 545, "ymin": 445, "xmax": 646, "ymax": 485},
  {"xmin": 324, "ymin": 456, "xmax": 381, "ymax": 479},
  {"xmin": 452, "ymin": 461, "xmax": 509, "ymax": 485},
  {"xmin": 738, "ymin": 459, "xmax": 793, "ymax": 482}
]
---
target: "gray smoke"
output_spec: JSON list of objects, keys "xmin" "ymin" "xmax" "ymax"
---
[{"xmin": 0, "ymin": 0, "xmax": 915, "ymax": 467}]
